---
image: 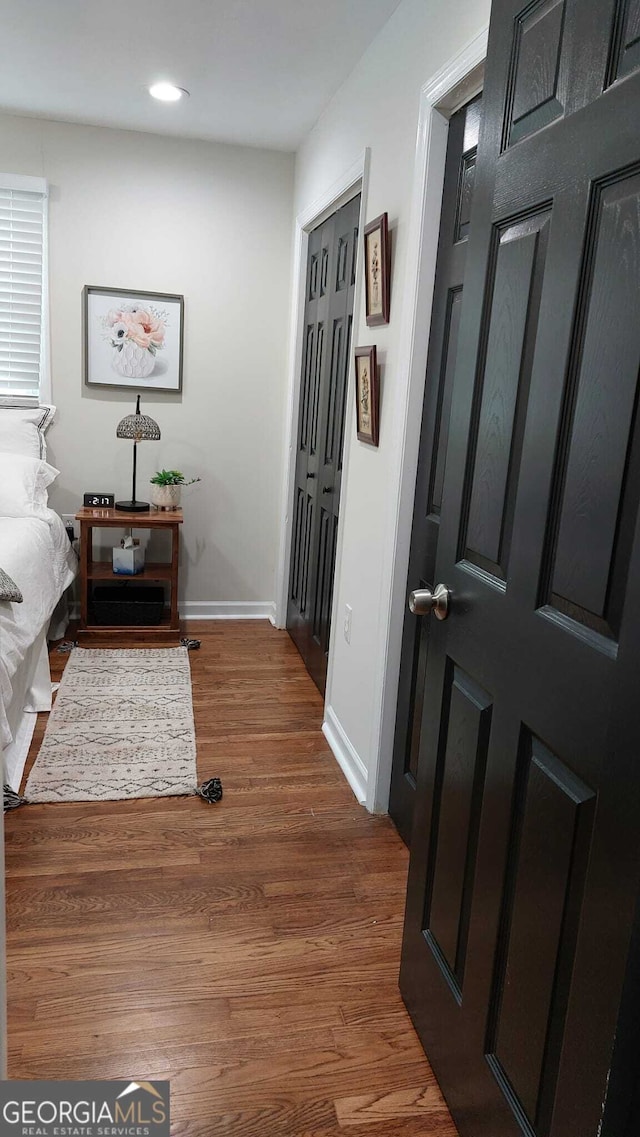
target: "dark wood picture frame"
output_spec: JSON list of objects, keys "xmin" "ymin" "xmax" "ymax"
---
[
  {"xmin": 83, "ymin": 285, "xmax": 184, "ymax": 393},
  {"xmin": 354, "ymin": 345, "xmax": 379, "ymax": 446},
  {"xmin": 364, "ymin": 213, "xmax": 390, "ymax": 327}
]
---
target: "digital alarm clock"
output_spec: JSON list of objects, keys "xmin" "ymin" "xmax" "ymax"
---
[{"xmin": 83, "ymin": 493, "xmax": 115, "ymax": 508}]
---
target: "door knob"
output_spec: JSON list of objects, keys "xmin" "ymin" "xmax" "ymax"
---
[
  {"xmin": 322, "ymin": 486, "xmax": 334, "ymax": 494},
  {"xmin": 408, "ymin": 584, "xmax": 450, "ymax": 620}
]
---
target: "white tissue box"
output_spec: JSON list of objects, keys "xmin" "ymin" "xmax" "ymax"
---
[{"xmin": 112, "ymin": 545, "xmax": 145, "ymax": 575}]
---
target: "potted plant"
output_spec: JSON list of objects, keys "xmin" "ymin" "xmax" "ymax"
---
[{"xmin": 150, "ymin": 469, "xmax": 200, "ymax": 510}]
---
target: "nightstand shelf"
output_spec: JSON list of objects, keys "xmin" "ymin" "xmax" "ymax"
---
[
  {"xmin": 87, "ymin": 562, "xmax": 174, "ymax": 582},
  {"xmin": 76, "ymin": 507, "xmax": 183, "ymax": 639}
]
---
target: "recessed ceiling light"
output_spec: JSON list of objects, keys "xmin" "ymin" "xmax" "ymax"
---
[{"xmin": 149, "ymin": 82, "xmax": 189, "ymax": 103}]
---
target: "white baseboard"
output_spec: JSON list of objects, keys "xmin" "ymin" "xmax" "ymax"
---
[
  {"xmin": 180, "ymin": 601, "xmax": 277, "ymax": 622},
  {"xmin": 322, "ymin": 705, "xmax": 367, "ymax": 805},
  {"xmin": 68, "ymin": 600, "xmax": 277, "ymax": 623}
]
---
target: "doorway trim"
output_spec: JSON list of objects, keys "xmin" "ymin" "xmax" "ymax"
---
[
  {"xmin": 275, "ymin": 150, "xmax": 370, "ymax": 630},
  {"xmin": 367, "ymin": 26, "xmax": 489, "ymax": 813}
]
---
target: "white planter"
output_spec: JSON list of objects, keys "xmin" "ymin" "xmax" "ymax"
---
[
  {"xmin": 151, "ymin": 483, "xmax": 182, "ymax": 510},
  {"xmin": 112, "ymin": 341, "xmax": 155, "ymax": 379}
]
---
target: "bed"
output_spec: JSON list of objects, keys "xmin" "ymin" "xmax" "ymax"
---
[{"xmin": 0, "ymin": 406, "xmax": 78, "ymax": 790}]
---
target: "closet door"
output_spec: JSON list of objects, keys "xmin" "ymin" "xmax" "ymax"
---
[{"xmin": 287, "ymin": 195, "xmax": 359, "ymax": 694}]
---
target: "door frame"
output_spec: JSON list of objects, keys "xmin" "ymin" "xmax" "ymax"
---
[
  {"xmin": 366, "ymin": 26, "xmax": 489, "ymax": 814},
  {"xmin": 274, "ymin": 152, "xmax": 369, "ymax": 635}
]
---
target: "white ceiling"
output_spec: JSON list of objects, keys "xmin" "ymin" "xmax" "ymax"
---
[{"xmin": 0, "ymin": 0, "xmax": 403, "ymax": 151}]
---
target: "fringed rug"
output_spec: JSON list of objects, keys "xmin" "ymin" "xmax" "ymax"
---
[{"xmin": 25, "ymin": 647, "xmax": 197, "ymax": 803}]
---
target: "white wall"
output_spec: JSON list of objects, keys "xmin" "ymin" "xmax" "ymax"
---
[
  {"xmin": 0, "ymin": 113, "xmax": 294, "ymax": 612},
  {"xmin": 294, "ymin": 0, "xmax": 491, "ymax": 806}
]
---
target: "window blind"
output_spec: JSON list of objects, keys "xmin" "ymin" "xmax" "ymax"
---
[{"xmin": 0, "ymin": 174, "xmax": 48, "ymax": 403}]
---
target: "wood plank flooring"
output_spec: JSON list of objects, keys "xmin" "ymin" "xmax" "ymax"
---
[{"xmin": 5, "ymin": 621, "xmax": 458, "ymax": 1136}]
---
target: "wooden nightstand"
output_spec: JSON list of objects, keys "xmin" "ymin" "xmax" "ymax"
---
[{"xmin": 75, "ymin": 506, "xmax": 183, "ymax": 639}]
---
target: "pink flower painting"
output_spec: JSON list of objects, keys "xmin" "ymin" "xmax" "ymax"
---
[{"xmin": 101, "ymin": 301, "xmax": 169, "ymax": 380}]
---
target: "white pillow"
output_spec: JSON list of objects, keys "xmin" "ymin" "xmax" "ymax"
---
[
  {"xmin": 0, "ymin": 453, "xmax": 59, "ymax": 519},
  {"xmin": 0, "ymin": 405, "xmax": 56, "ymax": 460}
]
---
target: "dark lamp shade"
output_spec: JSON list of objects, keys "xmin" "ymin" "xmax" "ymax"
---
[{"xmin": 116, "ymin": 411, "xmax": 161, "ymax": 441}]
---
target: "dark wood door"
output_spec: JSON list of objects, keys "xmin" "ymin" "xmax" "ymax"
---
[
  {"xmin": 389, "ymin": 93, "xmax": 482, "ymax": 845},
  {"xmin": 400, "ymin": 3, "xmax": 640, "ymax": 1136},
  {"xmin": 287, "ymin": 195, "xmax": 359, "ymax": 693}
]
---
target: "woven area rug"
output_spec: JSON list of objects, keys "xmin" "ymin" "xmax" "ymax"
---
[{"xmin": 25, "ymin": 647, "xmax": 197, "ymax": 803}]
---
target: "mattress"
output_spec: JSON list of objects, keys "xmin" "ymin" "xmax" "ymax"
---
[{"xmin": 0, "ymin": 510, "xmax": 77, "ymax": 750}]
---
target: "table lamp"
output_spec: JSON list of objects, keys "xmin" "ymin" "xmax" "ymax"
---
[{"xmin": 115, "ymin": 394, "xmax": 161, "ymax": 512}]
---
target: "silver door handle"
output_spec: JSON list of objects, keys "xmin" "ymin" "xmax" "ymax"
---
[{"xmin": 408, "ymin": 584, "xmax": 450, "ymax": 621}]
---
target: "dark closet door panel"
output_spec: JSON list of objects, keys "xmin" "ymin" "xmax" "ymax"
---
[
  {"xmin": 287, "ymin": 195, "xmax": 360, "ymax": 693},
  {"xmin": 299, "ymin": 325, "xmax": 315, "ymax": 452}
]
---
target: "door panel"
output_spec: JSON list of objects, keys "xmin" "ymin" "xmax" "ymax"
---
[
  {"xmin": 489, "ymin": 735, "xmax": 595, "ymax": 1128},
  {"xmin": 545, "ymin": 171, "xmax": 640, "ymax": 639},
  {"xmin": 400, "ymin": 3, "xmax": 640, "ymax": 1136},
  {"xmin": 609, "ymin": 0, "xmax": 640, "ymax": 82},
  {"xmin": 508, "ymin": 0, "xmax": 567, "ymax": 145},
  {"xmin": 429, "ymin": 288, "xmax": 463, "ymax": 517},
  {"xmin": 389, "ymin": 95, "xmax": 483, "ymax": 843},
  {"xmin": 426, "ymin": 665, "xmax": 492, "ymax": 993},
  {"xmin": 462, "ymin": 211, "xmax": 550, "ymax": 580},
  {"xmin": 287, "ymin": 195, "xmax": 359, "ymax": 693}
]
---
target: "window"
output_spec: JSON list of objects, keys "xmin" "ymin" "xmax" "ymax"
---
[{"xmin": 0, "ymin": 173, "xmax": 49, "ymax": 405}]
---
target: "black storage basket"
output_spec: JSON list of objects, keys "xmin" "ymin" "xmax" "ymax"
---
[{"xmin": 91, "ymin": 584, "xmax": 165, "ymax": 626}]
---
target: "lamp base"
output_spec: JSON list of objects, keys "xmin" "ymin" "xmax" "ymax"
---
[{"xmin": 114, "ymin": 500, "xmax": 150, "ymax": 513}]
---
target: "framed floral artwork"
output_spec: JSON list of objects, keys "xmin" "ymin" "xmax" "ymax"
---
[
  {"xmin": 83, "ymin": 286, "xmax": 184, "ymax": 393},
  {"xmin": 363, "ymin": 213, "xmax": 390, "ymax": 327},
  {"xmin": 354, "ymin": 345, "xmax": 379, "ymax": 446}
]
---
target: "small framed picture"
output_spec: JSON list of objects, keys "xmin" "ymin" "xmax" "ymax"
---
[
  {"xmin": 364, "ymin": 213, "xmax": 390, "ymax": 327},
  {"xmin": 354, "ymin": 345, "xmax": 379, "ymax": 447},
  {"xmin": 83, "ymin": 285, "xmax": 184, "ymax": 393}
]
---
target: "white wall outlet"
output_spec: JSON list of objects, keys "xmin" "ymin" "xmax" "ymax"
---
[
  {"xmin": 61, "ymin": 514, "xmax": 79, "ymax": 539},
  {"xmin": 344, "ymin": 603, "xmax": 352, "ymax": 644}
]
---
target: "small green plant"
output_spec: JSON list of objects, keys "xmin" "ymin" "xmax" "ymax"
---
[{"xmin": 150, "ymin": 469, "xmax": 201, "ymax": 486}]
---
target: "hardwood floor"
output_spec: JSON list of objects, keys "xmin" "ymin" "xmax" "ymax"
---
[{"xmin": 5, "ymin": 621, "xmax": 458, "ymax": 1136}]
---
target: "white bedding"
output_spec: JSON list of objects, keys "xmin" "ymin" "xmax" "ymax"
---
[{"xmin": 0, "ymin": 510, "xmax": 77, "ymax": 750}]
